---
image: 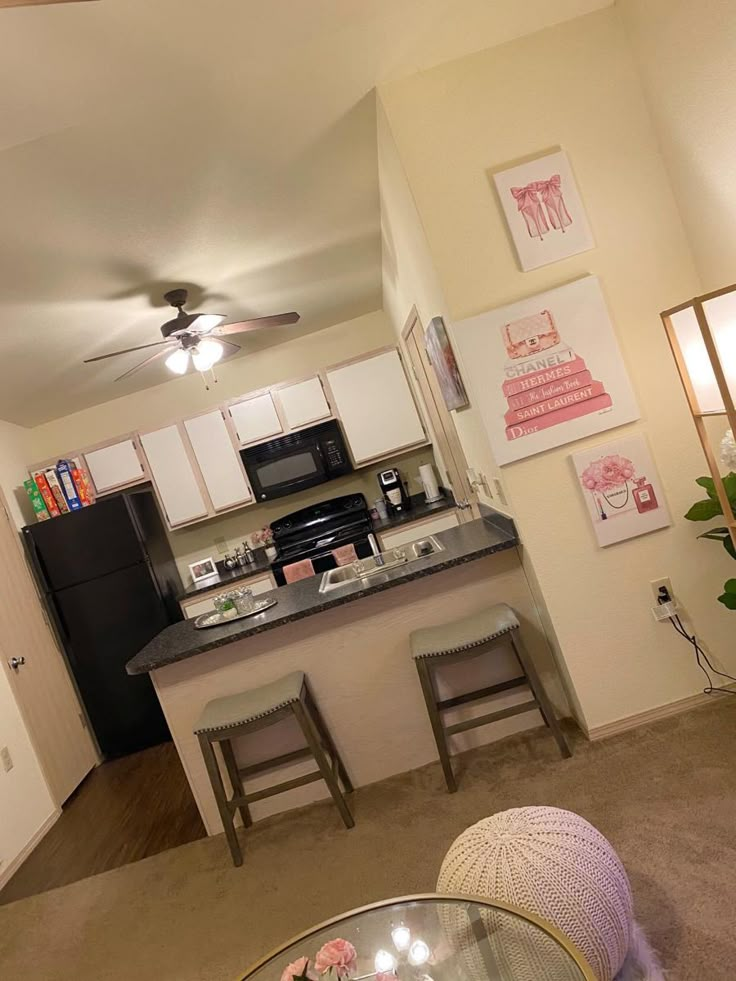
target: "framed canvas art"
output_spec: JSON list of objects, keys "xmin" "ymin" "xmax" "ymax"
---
[
  {"xmin": 493, "ymin": 150, "xmax": 594, "ymax": 271},
  {"xmin": 425, "ymin": 316, "xmax": 469, "ymax": 411},
  {"xmin": 572, "ymin": 434, "xmax": 671, "ymax": 546},
  {"xmin": 452, "ymin": 276, "xmax": 640, "ymax": 465}
]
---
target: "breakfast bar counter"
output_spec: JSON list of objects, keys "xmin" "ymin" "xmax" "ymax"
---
[{"xmin": 127, "ymin": 515, "xmax": 569, "ymax": 837}]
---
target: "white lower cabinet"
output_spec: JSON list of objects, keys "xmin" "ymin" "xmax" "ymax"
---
[
  {"xmin": 180, "ymin": 573, "xmax": 276, "ymax": 619},
  {"xmin": 184, "ymin": 410, "xmax": 252, "ymax": 512},
  {"xmin": 377, "ymin": 512, "xmax": 460, "ymax": 550},
  {"xmin": 139, "ymin": 425, "xmax": 209, "ymax": 528}
]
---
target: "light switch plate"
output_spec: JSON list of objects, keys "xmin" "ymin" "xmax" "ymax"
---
[{"xmin": 214, "ymin": 536, "xmax": 229, "ymax": 555}]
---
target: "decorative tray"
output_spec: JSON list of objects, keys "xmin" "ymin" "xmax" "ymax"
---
[{"xmin": 194, "ymin": 597, "xmax": 277, "ymax": 630}]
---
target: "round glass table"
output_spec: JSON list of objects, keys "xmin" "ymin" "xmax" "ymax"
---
[{"xmin": 241, "ymin": 894, "xmax": 597, "ymax": 981}]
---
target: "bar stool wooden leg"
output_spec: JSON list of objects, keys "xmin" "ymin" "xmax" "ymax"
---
[
  {"xmin": 220, "ymin": 738, "xmax": 253, "ymax": 829},
  {"xmin": 304, "ymin": 685, "xmax": 353, "ymax": 793},
  {"xmin": 510, "ymin": 631, "xmax": 571, "ymax": 759},
  {"xmin": 292, "ymin": 700, "xmax": 354, "ymax": 829},
  {"xmin": 198, "ymin": 733, "xmax": 243, "ymax": 866},
  {"xmin": 415, "ymin": 656, "xmax": 457, "ymax": 793}
]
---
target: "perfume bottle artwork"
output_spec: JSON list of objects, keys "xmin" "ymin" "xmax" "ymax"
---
[
  {"xmin": 633, "ymin": 476, "xmax": 659, "ymax": 513},
  {"xmin": 573, "ymin": 435, "xmax": 671, "ymax": 548}
]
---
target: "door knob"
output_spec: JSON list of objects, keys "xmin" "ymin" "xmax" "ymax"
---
[{"xmin": 8, "ymin": 656, "xmax": 25, "ymax": 671}]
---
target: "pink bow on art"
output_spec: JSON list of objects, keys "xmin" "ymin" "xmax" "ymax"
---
[
  {"xmin": 532, "ymin": 174, "xmax": 572, "ymax": 231},
  {"xmin": 510, "ymin": 184, "xmax": 549, "ymax": 239}
]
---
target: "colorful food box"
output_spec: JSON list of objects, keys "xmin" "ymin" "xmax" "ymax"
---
[
  {"xmin": 33, "ymin": 471, "xmax": 61, "ymax": 517},
  {"xmin": 24, "ymin": 478, "xmax": 51, "ymax": 521},
  {"xmin": 56, "ymin": 460, "xmax": 83, "ymax": 511}
]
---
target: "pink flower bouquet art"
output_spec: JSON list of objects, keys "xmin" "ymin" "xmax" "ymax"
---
[{"xmin": 580, "ymin": 453, "xmax": 636, "ymax": 520}]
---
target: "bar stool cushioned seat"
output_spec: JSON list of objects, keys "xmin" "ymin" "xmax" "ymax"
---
[
  {"xmin": 411, "ymin": 603, "xmax": 570, "ymax": 793},
  {"xmin": 195, "ymin": 671, "xmax": 353, "ymax": 867},
  {"xmin": 196, "ymin": 671, "xmax": 305, "ymax": 732},
  {"xmin": 411, "ymin": 606, "xmax": 520, "ymax": 659}
]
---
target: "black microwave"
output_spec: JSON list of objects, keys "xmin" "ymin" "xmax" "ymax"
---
[{"xmin": 240, "ymin": 419, "xmax": 353, "ymax": 502}]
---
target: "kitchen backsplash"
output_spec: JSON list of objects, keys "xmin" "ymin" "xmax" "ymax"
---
[{"xmin": 168, "ymin": 446, "xmax": 439, "ymax": 584}]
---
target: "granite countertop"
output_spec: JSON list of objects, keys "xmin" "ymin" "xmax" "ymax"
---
[
  {"xmin": 128, "ymin": 512, "xmax": 517, "ymax": 676},
  {"xmin": 178, "ymin": 491, "xmax": 457, "ymax": 601},
  {"xmin": 370, "ymin": 489, "xmax": 455, "ymax": 533},
  {"xmin": 179, "ymin": 549, "xmax": 274, "ymax": 600}
]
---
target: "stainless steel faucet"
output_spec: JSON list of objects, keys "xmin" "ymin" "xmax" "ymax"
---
[{"xmin": 367, "ymin": 533, "xmax": 385, "ymax": 566}]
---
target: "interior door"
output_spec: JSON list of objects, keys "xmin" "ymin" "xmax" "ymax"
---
[
  {"xmin": 0, "ymin": 498, "xmax": 97, "ymax": 805},
  {"xmin": 402, "ymin": 312, "xmax": 479, "ymax": 520}
]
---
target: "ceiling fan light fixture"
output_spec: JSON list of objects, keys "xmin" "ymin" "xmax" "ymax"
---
[
  {"xmin": 165, "ymin": 348, "xmax": 190, "ymax": 375},
  {"xmin": 192, "ymin": 338, "xmax": 224, "ymax": 372}
]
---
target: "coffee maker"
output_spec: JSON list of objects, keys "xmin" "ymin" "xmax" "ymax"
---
[{"xmin": 378, "ymin": 468, "xmax": 410, "ymax": 515}]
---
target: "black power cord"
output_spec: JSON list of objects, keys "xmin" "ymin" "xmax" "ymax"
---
[{"xmin": 658, "ymin": 586, "xmax": 736, "ymax": 696}]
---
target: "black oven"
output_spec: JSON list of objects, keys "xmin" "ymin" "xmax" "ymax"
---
[{"xmin": 240, "ymin": 419, "xmax": 353, "ymax": 502}]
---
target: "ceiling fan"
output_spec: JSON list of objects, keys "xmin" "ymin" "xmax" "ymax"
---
[{"xmin": 84, "ymin": 289, "xmax": 300, "ymax": 382}]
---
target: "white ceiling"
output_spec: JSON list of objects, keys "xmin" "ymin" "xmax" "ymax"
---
[{"xmin": 0, "ymin": 0, "xmax": 611, "ymax": 425}]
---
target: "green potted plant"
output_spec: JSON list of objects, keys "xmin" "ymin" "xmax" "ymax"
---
[{"xmin": 685, "ymin": 471, "xmax": 736, "ymax": 609}]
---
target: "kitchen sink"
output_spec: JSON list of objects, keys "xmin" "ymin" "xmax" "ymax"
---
[{"xmin": 319, "ymin": 536, "xmax": 445, "ymax": 593}]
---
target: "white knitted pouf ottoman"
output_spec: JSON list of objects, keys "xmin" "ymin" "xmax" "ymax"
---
[{"xmin": 437, "ymin": 807, "xmax": 664, "ymax": 981}]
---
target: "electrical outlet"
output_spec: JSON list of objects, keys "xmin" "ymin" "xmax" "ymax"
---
[
  {"xmin": 650, "ymin": 577, "xmax": 673, "ymax": 603},
  {"xmin": 1, "ymin": 746, "xmax": 13, "ymax": 773},
  {"xmin": 493, "ymin": 477, "xmax": 508, "ymax": 507}
]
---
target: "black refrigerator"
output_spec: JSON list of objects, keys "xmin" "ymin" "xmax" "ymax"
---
[{"xmin": 23, "ymin": 490, "xmax": 183, "ymax": 758}]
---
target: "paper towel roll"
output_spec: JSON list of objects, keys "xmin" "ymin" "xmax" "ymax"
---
[{"xmin": 419, "ymin": 463, "xmax": 442, "ymax": 503}]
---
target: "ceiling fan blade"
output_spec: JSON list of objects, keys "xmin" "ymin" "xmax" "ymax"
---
[
  {"xmin": 114, "ymin": 347, "xmax": 172, "ymax": 383},
  {"xmin": 0, "ymin": 1, "xmax": 97, "ymax": 7},
  {"xmin": 211, "ymin": 312, "xmax": 300, "ymax": 336},
  {"xmin": 84, "ymin": 339, "xmax": 175, "ymax": 364},
  {"xmin": 219, "ymin": 339, "xmax": 241, "ymax": 357}
]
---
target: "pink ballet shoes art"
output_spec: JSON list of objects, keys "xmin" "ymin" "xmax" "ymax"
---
[
  {"xmin": 510, "ymin": 175, "xmax": 572, "ymax": 240},
  {"xmin": 493, "ymin": 149, "xmax": 594, "ymax": 271}
]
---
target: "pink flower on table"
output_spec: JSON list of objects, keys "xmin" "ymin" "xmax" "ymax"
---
[
  {"xmin": 314, "ymin": 938, "xmax": 358, "ymax": 978},
  {"xmin": 281, "ymin": 957, "xmax": 317, "ymax": 981}
]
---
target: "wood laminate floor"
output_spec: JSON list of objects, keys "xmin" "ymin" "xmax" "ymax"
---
[{"xmin": 0, "ymin": 740, "xmax": 206, "ymax": 906}]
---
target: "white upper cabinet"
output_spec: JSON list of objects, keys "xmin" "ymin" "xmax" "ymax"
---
[
  {"xmin": 228, "ymin": 392, "xmax": 283, "ymax": 447},
  {"xmin": 276, "ymin": 377, "xmax": 331, "ymax": 430},
  {"xmin": 326, "ymin": 349, "xmax": 426, "ymax": 464},
  {"xmin": 183, "ymin": 411, "xmax": 252, "ymax": 512},
  {"xmin": 83, "ymin": 438, "xmax": 146, "ymax": 494},
  {"xmin": 139, "ymin": 425, "xmax": 209, "ymax": 528}
]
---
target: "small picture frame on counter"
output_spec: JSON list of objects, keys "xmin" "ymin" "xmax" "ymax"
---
[{"xmin": 188, "ymin": 556, "xmax": 218, "ymax": 583}]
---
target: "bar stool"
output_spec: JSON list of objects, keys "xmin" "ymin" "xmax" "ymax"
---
[
  {"xmin": 411, "ymin": 604, "xmax": 570, "ymax": 793},
  {"xmin": 195, "ymin": 671, "xmax": 353, "ymax": 866}
]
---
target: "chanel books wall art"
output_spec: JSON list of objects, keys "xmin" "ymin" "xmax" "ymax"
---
[
  {"xmin": 452, "ymin": 276, "xmax": 639, "ymax": 465},
  {"xmin": 493, "ymin": 150, "xmax": 594, "ymax": 271}
]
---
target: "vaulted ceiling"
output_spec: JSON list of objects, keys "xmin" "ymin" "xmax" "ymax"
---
[{"xmin": 0, "ymin": 0, "xmax": 611, "ymax": 424}]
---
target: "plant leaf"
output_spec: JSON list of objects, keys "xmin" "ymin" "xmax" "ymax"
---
[
  {"xmin": 685, "ymin": 499, "xmax": 723, "ymax": 521},
  {"xmin": 698, "ymin": 527, "xmax": 729, "ymax": 540},
  {"xmin": 695, "ymin": 475, "xmax": 717, "ymax": 500},
  {"xmin": 723, "ymin": 578, "xmax": 736, "ymax": 594},
  {"xmin": 724, "ymin": 472, "xmax": 736, "ymax": 503},
  {"xmin": 718, "ymin": 589, "xmax": 736, "ymax": 610}
]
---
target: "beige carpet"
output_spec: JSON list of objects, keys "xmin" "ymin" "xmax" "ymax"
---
[{"xmin": 2, "ymin": 699, "xmax": 735, "ymax": 981}]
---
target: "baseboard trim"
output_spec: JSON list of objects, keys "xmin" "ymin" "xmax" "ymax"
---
[
  {"xmin": 585, "ymin": 686, "xmax": 735, "ymax": 742},
  {"xmin": 0, "ymin": 808, "xmax": 61, "ymax": 893}
]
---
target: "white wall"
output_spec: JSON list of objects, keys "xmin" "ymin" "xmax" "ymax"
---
[
  {"xmin": 0, "ymin": 421, "xmax": 56, "ymax": 886},
  {"xmin": 379, "ymin": 7, "xmax": 736, "ymax": 731},
  {"xmin": 0, "ymin": 667, "xmax": 57, "ymax": 887},
  {"xmin": 620, "ymin": 0, "xmax": 736, "ymax": 291}
]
